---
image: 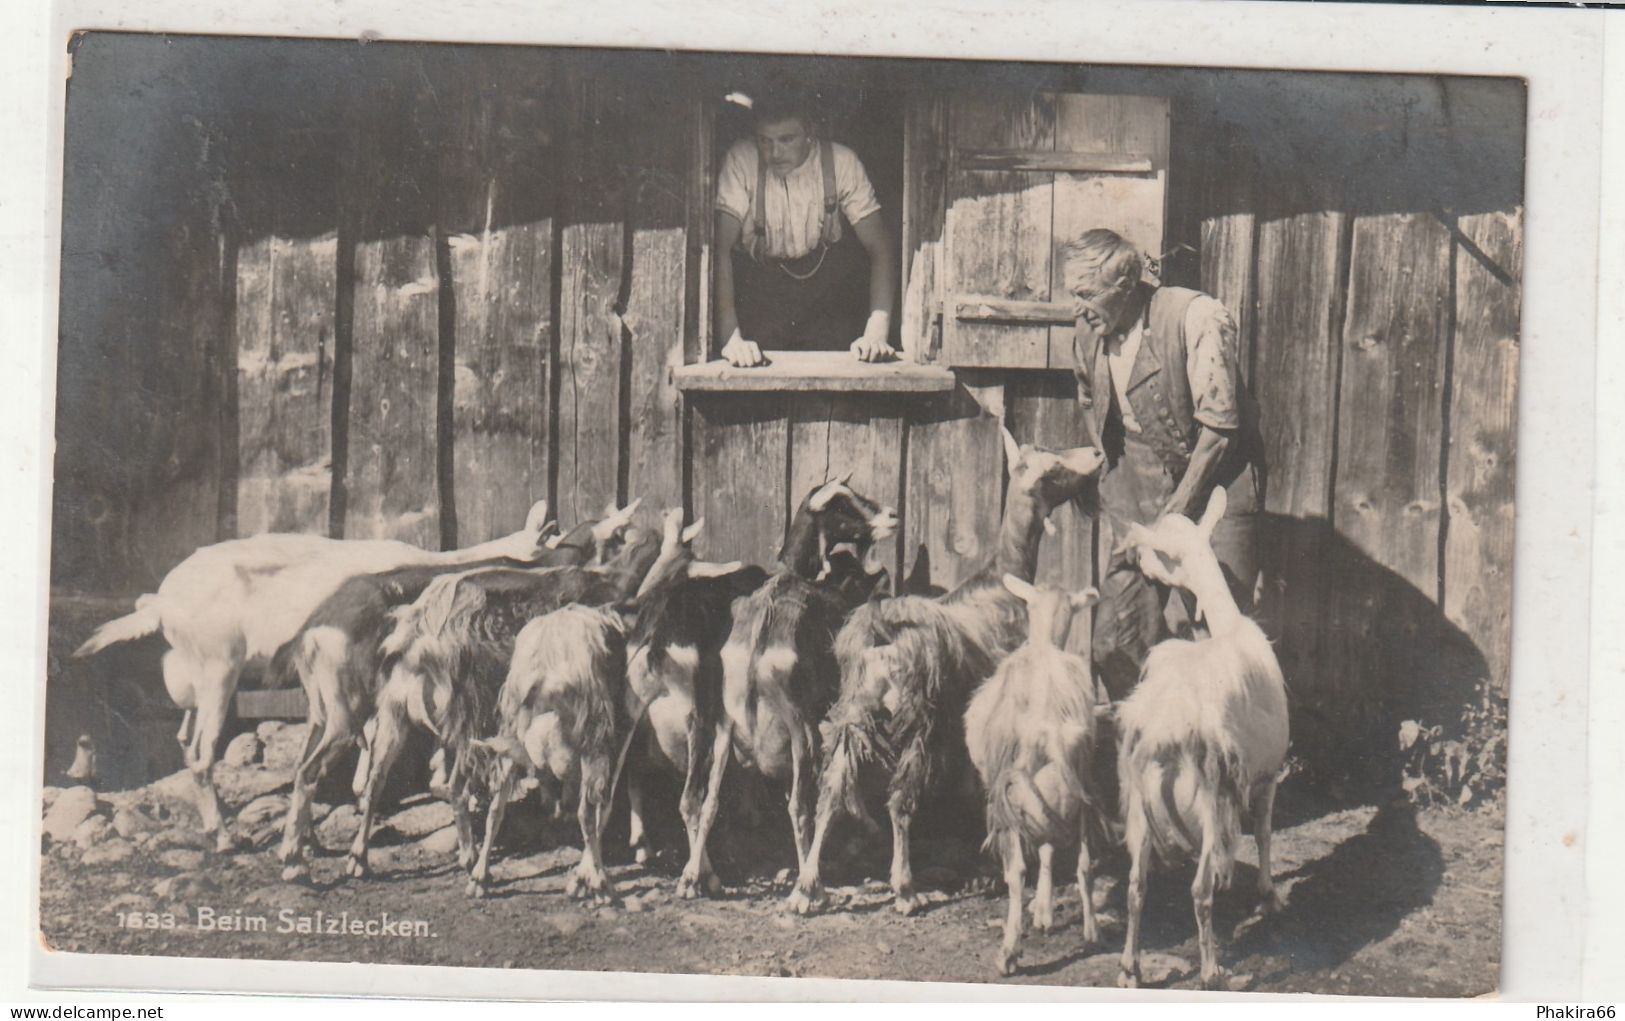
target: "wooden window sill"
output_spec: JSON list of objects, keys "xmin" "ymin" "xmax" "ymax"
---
[{"xmin": 674, "ymin": 351, "xmax": 957, "ymax": 394}]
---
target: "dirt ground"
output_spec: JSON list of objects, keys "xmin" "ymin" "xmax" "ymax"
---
[{"xmin": 37, "ymin": 752, "xmax": 1503, "ymax": 999}]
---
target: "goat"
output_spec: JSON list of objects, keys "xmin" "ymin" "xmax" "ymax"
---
[
  {"xmin": 1114, "ymin": 487, "xmax": 1290, "ymax": 991},
  {"xmin": 71, "ymin": 500, "xmax": 560, "ymax": 850},
  {"xmin": 270, "ymin": 507, "xmax": 637, "ymax": 882},
  {"xmin": 964, "ymin": 575, "xmax": 1102, "ymax": 976},
  {"xmin": 787, "ymin": 430, "xmax": 1104, "ymax": 916},
  {"xmin": 349, "ymin": 511, "xmax": 737, "ymax": 881},
  {"xmin": 658, "ymin": 476, "xmax": 895, "ymax": 898},
  {"xmin": 459, "ymin": 508, "xmax": 714, "ymax": 898}
]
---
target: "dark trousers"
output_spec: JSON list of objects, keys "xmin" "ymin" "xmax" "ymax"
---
[
  {"xmin": 1091, "ymin": 434, "xmax": 1261, "ymax": 701},
  {"xmin": 732, "ymin": 233, "xmax": 868, "ymax": 351}
]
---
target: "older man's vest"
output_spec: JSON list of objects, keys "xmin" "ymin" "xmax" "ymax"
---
[{"xmin": 1074, "ymin": 285, "xmax": 1261, "ymax": 500}]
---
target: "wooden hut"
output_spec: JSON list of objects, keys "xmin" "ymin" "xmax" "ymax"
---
[{"xmin": 50, "ymin": 33, "xmax": 1522, "ymax": 791}]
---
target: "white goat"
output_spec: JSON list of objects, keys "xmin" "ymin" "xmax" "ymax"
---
[
  {"xmin": 71, "ymin": 499, "xmax": 562, "ymax": 850},
  {"xmin": 964, "ymin": 575, "xmax": 1102, "ymax": 977},
  {"xmin": 1114, "ymin": 488, "xmax": 1290, "ymax": 991}
]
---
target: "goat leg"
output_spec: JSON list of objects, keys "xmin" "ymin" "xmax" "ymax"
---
[
  {"xmin": 996, "ymin": 829, "xmax": 1026, "ymax": 976},
  {"xmin": 626, "ymin": 765, "xmax": 652, "ymax": 866},
  {"xmin": 567, "ymin": 753, "xmax": 614, "ymax": 903},
  {"xmin": 1252, "ymin": 779, "xmax": 1284, "ymax": 915},
  {"xmin": 676, "ymin": 721, "xmax": 731, "ymax": 899},
  {"xmin": 187, "ymin": 656, "xmax": 239, "ymax": 854},
  {"xmin": 786, "ymin": 787, "xmax": 835, "ymax": 915},
  {"xmin": 347, "ymin": 702, "xmax": 408, "ymax": 879},
  {"xmin": 786, "ymin": 722, "xmax": 814, "ymax": 877},
  {"xmin": 1076, "ymin": 816, "xmax": 1099, "ymax": 948},
  {"xmin": 1118, "ymin": 820, "xmax": 1150, "ymax": 989},
  {"xmin": 887, "ymin": 789, "xmax": 919, "ymax": 915},
  {"xmin": 1030, "ymin": 842, "xmax": 1056, "ymax": 931},
  {"xmin": 467, "ymin": 759, "xmax": 514, "ymax": 898},
  {"xmin": 1194, "ymin": 830, "xmax": 1228, "ymax": 991},
  {"xmin": 279, "ymin": 719, "xmax": 334, "ymax": 881}
]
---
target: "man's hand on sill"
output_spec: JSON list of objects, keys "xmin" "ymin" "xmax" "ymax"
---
[
  {"xmin": 850, "ymin": 309, "xmax": 897, "ymax": 363},
  {"xmin": 721, "ymin": 329, "xmax": 768, "ymax": 368}
]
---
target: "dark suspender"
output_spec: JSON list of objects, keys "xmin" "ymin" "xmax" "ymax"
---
[{"xmin": 750, "ymin": 138, "xmax": 842, "ymax": 260}]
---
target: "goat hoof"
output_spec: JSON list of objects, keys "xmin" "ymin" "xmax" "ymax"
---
[
  {"xmin": 345, "ymin": 857, "xmax": 369, "ymax": 879},
  {"xmin": 1202, "ymin": 968, "xmax": 1232, "ymax": 992},
  {"xmin": 1259, "ymin": 888, "xmax": 1286, "ymax": 915},
  {"xmin": 893, "ymin": 890, "xmax": 920, "ymax": 916},
  {"xmin": 996, "ymin": 948, "xmax": 1021, "ymax": 977},
  {"xmin": 675, "ymin": 874, "xmax": 702, "ymax": 900},
  {"xmin": 465, "ymin": 879, "xmax": 488, "ymax": 899},
  {"xmin": 1117, "ymin": 967, "xmax": 1140, "ymax": 989},
  {"xmin": 633, "ymin": 845, "xmax": 650, "ymax": 866},
  {"xmin": 279, "ymin": 862, "xmax": 309, "ymax": 884},
  {"xmin": 784, "ymin": 885, "xmax": 825, "ymax": 915},
  {"xmin": 704, "ymin": 872, "xmax": 723, "ymax": 897}
]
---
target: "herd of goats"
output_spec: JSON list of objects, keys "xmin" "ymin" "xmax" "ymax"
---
[{"xmin": 72, "ymin": 431, "xmax": 1290, "ymax": 988}]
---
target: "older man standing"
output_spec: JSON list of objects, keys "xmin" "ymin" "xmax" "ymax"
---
[{"xmin": 1063, "ymin": 228, "xmax": 1266, "ymax": 699}]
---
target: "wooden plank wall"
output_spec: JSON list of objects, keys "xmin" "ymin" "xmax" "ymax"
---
[{"xmin": 59, "ymin": 51, "xmax": 1522, "ymax": 792}]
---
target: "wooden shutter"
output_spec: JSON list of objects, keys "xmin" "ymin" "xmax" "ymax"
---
[{"xmin": 934, "ymin": 92, "xmax": 1169, "ymax": 369}]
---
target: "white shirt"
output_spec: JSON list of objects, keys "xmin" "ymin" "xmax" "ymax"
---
[
  {"xmin": 1103, "ymin": 295, "xmax": 1242, "ymax": 436},
  {"xmin": 1106, "ymin": 319, "xmax": 1146, "ymax": 434},
  {"xmin": 715, "ymin": 139, "xmax": 882, "ymax": 260}
]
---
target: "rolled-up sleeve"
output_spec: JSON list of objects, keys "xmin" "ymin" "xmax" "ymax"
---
[
  {"xmin": 1071, "ymin": 324, "xmax": 1094, "ymax": 410},
  {"xmin": 1185, "ymin": 295, "xmax": 1242, "ymax": 431},
  {"xmin": 715, "ymin": 141, "xmax": 753, "ymax": 224},
  {"xmin": 835, "ymin": 144, "xmax": 882, "ymax": 227}
]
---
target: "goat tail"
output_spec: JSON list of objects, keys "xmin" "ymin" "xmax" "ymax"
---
[
  {"xmin": 1119, "ymin": 730, "xmax": 1246, "ymax": 888},
  {"xmin": 983, "ymin": 768, "xmax": 1066, "ymax": 857},
  {"xmin": 817, "ymin": 694, "xmax": 884, "ymax": 822},
  {"xmin": 74, "ymin": 596, "xmax": 162, "ymax": 657}
]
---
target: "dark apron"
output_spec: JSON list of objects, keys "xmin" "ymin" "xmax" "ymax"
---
[{"xmin": 732, "ymin": 228, "xmax": 869, "ymax": 351}]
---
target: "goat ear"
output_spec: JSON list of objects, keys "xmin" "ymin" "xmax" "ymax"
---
[
  {"xmin": 1198, "ymin": 487, "xmax": 1227, "ymax": 538},
  {"xmin": 523, "ymin": 500, "xmax": 550, "ymax": 533},
  {"xmin": 808, "ymin": 477, "xmax": 847, "ymax": 512},
  {"xmin": 1001, "ymin": 573, "xmax": 1036, "ymax": 604},
  {"xmin": 1001, "ymin": 427, "xmax": 1022, "ymax": 475},
  {"xmin": 681, "ymin": 518, "xmax": 705, "ymax": 544},
  {"xmin": 686, "ymin": 559, "xmax": 743, "ymax": 579}
]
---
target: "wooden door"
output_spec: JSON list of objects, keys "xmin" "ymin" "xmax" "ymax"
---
[{"xmin": 927, "ymin": 91, "xmax": 1169, "ymax": 369}]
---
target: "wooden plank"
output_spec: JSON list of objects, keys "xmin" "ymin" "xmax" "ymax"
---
[
  {"xmin": 674, "ymin": 353, "xmax": 955, "ymax": 393},
  {"xmin": 789, "ymin": 395, "xmax": 905, "ymax": 578},
  {"xmin": 1198, "ymin": 129, "xmax": 1258, "ymax": 383},
  {"xmin": 1049, "ymin": 93, "xmax": 1170, "ymax": 364},
  {"xmin": 554, "ymin": 72, "xmax": 626, "ymax": 527},
  {"xmin": 624, "ymin": 83, "xmax": 692, "ymax": 529},
  {"xmin": 953, "ymin": 297, "xmax": 1073, "ymax": 325},
  {"xmin": 902, "ymin": 373, "xmax": 1005, "ymax": 591},
  {"xmin": 1008, "ymin": 372, "xmax": 1095, "ymax": 658},
  {"xmin": 690, "ymin": 395, "xmax": 788, "ymax": 569},
  {"xmin": 1250, "ymin": 198, "xmax": 1347, "ymax": 706},
  {"xmin": 236, "ymin": 688, "xmax": 310, "ymax": 720},
  {"xmin": 234, "ymin": 170, "xmax": 338, "ymax": 537},
  {"xmin": 1334, "ymin": 212, "xmax": 1451, "ymax": 597},
  {"xmin": 956, "ymin": 150, "xmax": 1154, "ymax": 174},
  {"xmin": 341, "ymin": 74, "xmax": 441, "ymax": 546},
  {"xmin": 1444, "ymin": 209, "xmax": 1522, "ymax": 695},
  {"xmin": 943, "ymin": 92, "xmax": 1055, "ymax": 368},
  {"xmin": 126, "ymin": 207, "xmax": 233, "ymax": 583},
  {"xmin": 440, "ymin": 61, "xmax": 554, "ymax": 545},
  {"xmin": 901, "ymin": 95, "xmax": 948, "ymax": 363}
]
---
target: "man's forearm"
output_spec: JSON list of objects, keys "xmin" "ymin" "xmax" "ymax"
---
[
  {"xmin": 714, "ymin": 257, "xmax": 740, "ymax": 345},
  {"xmin": 1165, "ymin": 426, "xmax": 1232, "ymax": 519}
]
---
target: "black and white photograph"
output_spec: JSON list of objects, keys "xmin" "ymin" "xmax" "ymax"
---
[{"xmin": 33, "ymin": 23, "xmax": 1530, "ymax": 998}]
